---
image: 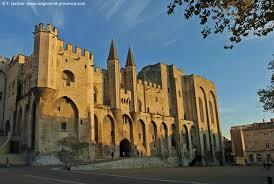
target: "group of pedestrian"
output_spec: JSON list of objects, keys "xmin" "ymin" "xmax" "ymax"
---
[{"xmin": 136, "ymin": 150, "xmax": 143, "ymax": 157}]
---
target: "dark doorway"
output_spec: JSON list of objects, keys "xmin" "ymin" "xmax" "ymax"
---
[
  {"xmin": 120, "ymin": 139, "xmax": 131, "ymax": 157},
  {"xmin": 5, "ymin": 121, "xmax": 10, "ymax": 136},
  {"xmin": 31, "ymin": 102, "xmax": 36, "ymax": 150},
  {"xmin": 10, "ymin": 140, "xmax": 19, "ymax": 153}
]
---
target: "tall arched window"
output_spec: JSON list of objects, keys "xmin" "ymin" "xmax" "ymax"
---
[
  {"xmin": 94, "ymin": 115, "xmax": 99, "ymax": 143},
  {"xmin": 171, "ymin": 124, "xmax": 176, "ymax": 148},
  {"xmin": 190, "ymin": 126, "xmax": 197, "ymax": 148},
  {"xmin": 62, "ymin": 70, "xmax": 75, "ymax": 86},
  {"xmin": 182, "ymin": 125, "xmax": 189, "ymax": 150},
  {"xmin": 209, "ymin": 101, "xmax": 214, "ymax": 124},
  {"xmin": 213, "ymin": 134, "xmax": 216, "ymax": 149},
  {"xmin": 94, "ymin": 87, "xmax": 98, "ymax": 103},
  {"xmin": 198, "ymin": 98, "xmax": 204, "ymax": 122}
]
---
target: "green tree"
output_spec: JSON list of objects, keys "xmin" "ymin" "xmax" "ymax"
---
[
  {"xmin": 257, "ymin": 60, "xmax": 274, "ymax": 112},
  {"xmin": 167, "ymin": 0, "xmax": 274, "ymax": 48}
]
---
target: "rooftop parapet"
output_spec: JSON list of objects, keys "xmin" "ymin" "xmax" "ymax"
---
[
  {"xmin": 34, "ymin": 23, "xmax": 58, "ymax": 35},
  {"xmin": 137, "ymin": 79, "xmax": 162, "ymax": 90},
  {"xmin": 93, "ymin": 66, "xmax": 103, "ymax": 73},
  {"xmin": 0, "ymin": 56, "xmax": 10, "ymax": 63},
  {"xmin": 16, "ymin": 54, "xmax": 27, "ymax": 64},
  {"xmin": 61, "ymin": 42, "xmax": 93, "ymax": 60}
]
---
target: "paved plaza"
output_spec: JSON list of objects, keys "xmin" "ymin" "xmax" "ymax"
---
[{"xmin": 0, "ymin": 166, "xmax": 273, "ymax": 184}]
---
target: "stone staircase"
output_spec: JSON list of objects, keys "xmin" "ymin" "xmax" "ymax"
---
[
  {"xmin": 0, "ymin": 131, "xmax": 26, "ymax": 166},
  {"xmin": 0, "ymin": 153, "xmax": 26, "ymax": 166},
  {"xmin": 0, "ymin": 131, "xmax": 10, "ymax": 154},
  {"xmin": 71, "ymin": 157, "xmax": 180, "ymax": 171},
  {"xmin": 0, "ymin": 135, "xmax": 8, "ymax": 146}
]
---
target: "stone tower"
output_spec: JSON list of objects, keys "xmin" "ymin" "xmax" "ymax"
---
[
  {"xmin": 125, "ymin": 46, "xmax": 138, "ymax": 112},
  {"xmin": 107, "ymin": 40, "xmax": 121, "ymax": 109},
  {"xmin": 33, "ymin": 23, "xmax": 58, "ymax": 89}
]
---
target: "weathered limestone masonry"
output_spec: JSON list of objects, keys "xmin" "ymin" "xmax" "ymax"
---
[{"xmin": 0, "ymin": 23, "xmax": 224, "ymax": 166}]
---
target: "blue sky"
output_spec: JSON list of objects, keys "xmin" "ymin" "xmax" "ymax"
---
[{"xmin": 0, "ymin": 0, "xmax": 273, "ymax": 138}]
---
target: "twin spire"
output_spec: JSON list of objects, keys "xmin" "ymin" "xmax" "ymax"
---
[
  {"xmin": 108, "ymin": 40, "xmax": 136, "ymax": 67},
  {"xmin": 108, "ymin": 40, "xmax": 119, "ymax": 61}
]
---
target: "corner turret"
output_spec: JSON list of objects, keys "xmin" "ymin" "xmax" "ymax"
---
[
  {"xmin": 126, "ymin": 46, "xmax": 136, "ymax": 67},
  {"xmin": 33, "ymin": 23, "xmax": 58, "ymax": 89},
  {"xmin": 125, "ymin": 46, "xmax": 138, "ymax": 112},
  {"xmin": 108, "ymin": 40, "xmax": 119, "ymax": 61},
  {"xmin": 107, "ymin": 40, "xmax": 121, "ymax": 109}
]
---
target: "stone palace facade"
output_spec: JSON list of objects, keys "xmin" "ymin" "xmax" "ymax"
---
[{"xmin": 0, "ymin": 23, "xmax": 224, "ymax": 166}]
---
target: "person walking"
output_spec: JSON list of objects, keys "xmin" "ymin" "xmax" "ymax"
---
[
  {"xmin": 266, "ymin": 162, "xmax": 272, "ymax": 184},
  {"xmin": 5, "ymin": 157, "xmax": 10, "ymax": 168}
]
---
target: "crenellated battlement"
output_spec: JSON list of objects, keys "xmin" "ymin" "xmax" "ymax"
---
[
  {"xmin": 57, "ymin": 40, "xmax": 93, "ymax": 60},
  {"xmin": 0, "ymin": 55, "xmax": 10, "ymax": 64},
  {"xmin": 34, "ymin": 23, "xmax": 58, "ymax": 35},
  {"xmin": 93, "ymin": 66, "xmax": 103, "ymax": 73},
  {"xmin": 34, "ymin": 23, "xmax": 93, "ymax": 61},
  {"xmin": 137, "ymin": 79, "xmax": 161, "ymax": 90}
]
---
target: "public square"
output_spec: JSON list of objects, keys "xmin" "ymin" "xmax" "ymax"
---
[{"xmin": 0, "ymin": 166, "xmax": 273, "ymax": 184}]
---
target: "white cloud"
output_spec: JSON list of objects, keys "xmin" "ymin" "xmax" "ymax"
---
[
  {"xmin": 123, "ymin": 0, "xmax": 152, "ymax": 28},
  {"xmin": 26, "ymin": 0, "xmax": 39, "ymax": 16},
  {"xmin": 95, "ymin": 0, "xmax": 126, "ymax": 20},
  {"xmin": 51, "ymin": 9, "xmax": 65, "ymax": 29},
  {"xmin": 95, "ymin": 0, "xmax": 152, "ymax": 29},
  {"xmin": 161, "ymin": 39, "xmax": 177, "ymax": 48},
  {"xmin": 105, "ymin": 0, "xmax": 126, "ymax": 20}
]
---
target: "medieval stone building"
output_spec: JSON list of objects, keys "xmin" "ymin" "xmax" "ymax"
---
[{"xmin": 0, "ymin": 23, "xmax": 224, "ymax": 166}]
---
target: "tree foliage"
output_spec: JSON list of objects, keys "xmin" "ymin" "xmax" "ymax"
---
[
  {"xmin": 167, "ymin": 0, "xmax": 274, "ymax": 48},
  {"xmin": 257, "ymin": 60, "xmax": 274, "ymax": 112}
]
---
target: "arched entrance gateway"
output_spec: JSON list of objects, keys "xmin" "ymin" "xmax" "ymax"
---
[{"xmin": 119, "ymin": 138, "xmax": 131, "ymax": 157}]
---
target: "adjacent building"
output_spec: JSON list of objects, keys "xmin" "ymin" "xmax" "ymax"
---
[
  {"xmin": 231, "ymin": 119, "xmax": 274, "ymax": 165},
  {"xmin": 0, "ymin": 23, "xmax": 224, "ymax": 166}
]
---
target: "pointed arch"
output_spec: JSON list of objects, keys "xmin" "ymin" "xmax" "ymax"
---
[
  {"xmin": 160, "ymin": 122, "xmax": 168, "ymax": 154},
  {"xmin": 121, "ymin": 114, "xmax": 133, "ymax": 143},
  {"xmin": 53, "ymin": 96, "xmax": 79, "ymax": 140},
  {"xmin": 136, "ymin": 119, "xmax": 146, "ymax": 147},
  {"xmin": 23, "ymin": 104, "xmax": 30, "ymax": 145},
  {"xmin": 209, "ymin": 101, "xmax": 214, "ymax": 125},
  {"xmin": 94, "ymin": 114, "xmax": 99, "ymax": 143},
  {"xmin": 160, "ymin": 122, "xmax": 168, "ymax": 140},
  {"xmin": 182, "ymin": 125, "xmax": 189, "ymax": 150},
  {"xmin": 149, "ymin": 121, "xmax": 158, "ymax": 155},
  {"xmin": 0, "ymin": 70, "xmax": 7, "ymax": 131},
  {"xmin": 103, "ymin": 115, "xmax": 115, "ymax": 145},
  {"xmin": 5, "ymin": 120, "xmax": 10, "ymax": 136},
  {"xmin": 210, "ymin": 90, "xmax": 221, "ymax": 152},
  {"xmin": 16, "ymin": 107, "xmax": 23, "ymax": 136},
  {"xmin": 198, "ymin": 98, "xmax": 204, "ymax": 123},
  {"xmin": 190, "ymin": 126, "xmax": 197, "ymax": 148},
  {"xmin": 203, "ymin": 134, "xmax": 208, "ymax": 155},
  {"xmin": 171, "ymin": 124, "xmax": 176, "ymax": 148},
  {"xmin": 30, "ymin": 101, "xmax": 36, "ymax": 150},
  {"xmin": 62, "ymin": 70, "xmax": 75, "ymax": 86},
  {"xmin": 213, "ymin": 134, "xmax": 216, "ymax": 149}
]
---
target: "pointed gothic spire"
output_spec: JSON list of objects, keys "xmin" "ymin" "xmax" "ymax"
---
[
  {"xmin": 108, "ymin": 40, "xmax": 119, "ymax": 61},
  {"xmin": 126, "ymin": 46, "xmax": 136, "ymax": 67}
]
